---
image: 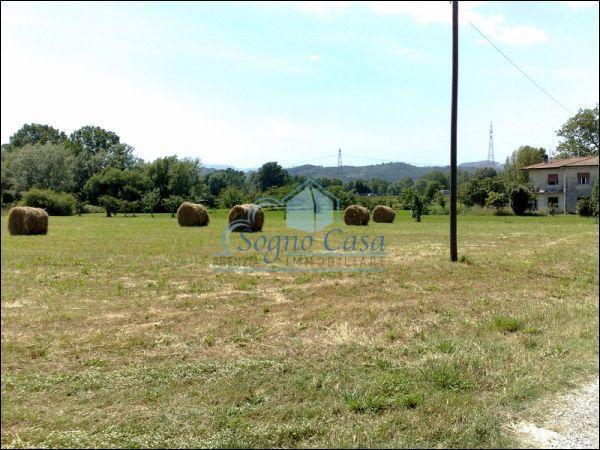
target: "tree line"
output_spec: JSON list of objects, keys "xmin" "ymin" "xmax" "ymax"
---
[{"xmin": 1, "ymin": 104, "xmax": 597, "ymax": 217}]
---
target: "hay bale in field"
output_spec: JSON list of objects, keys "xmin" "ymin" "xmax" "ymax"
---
[
  {"xmin": 7, "ymin": 206, "xmax": 48, "ymax": 235},
  {"xmin": 228, "ymin": 203, "xmax": 264, "ymax": 232},
  {"xmin": 176, "ymin": 202, "xmax": 210, "ymax": 227},
  {"xmin": 372, "ymin": 205, "xmax": 396, "ymax": 223},
  {"xmin": 344, "ymin": 205, "xmax": 370, "ymax": 226}
]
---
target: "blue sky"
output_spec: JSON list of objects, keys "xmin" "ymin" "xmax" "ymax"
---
[{"xmin": 1, "ymin": 1, "xmax": 598, "ymax": 168}]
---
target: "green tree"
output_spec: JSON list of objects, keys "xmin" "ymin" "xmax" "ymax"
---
[
  {"xmin": 163, "ymin": 195, "xmax": 184, "ymax": 218},
  {"xmin": 84, "ymin": 168, "xmax": 150, "ymax": 204},
  {"xmin": 369, "ymin": 178, "xmax": 390, "ymax": 195},
  {"xmin": 424, "ymin": 180, "xmax": 443, "ymax": 202},
  {"xmin": 168, "ymin": 158, "xmax": 202, "ymax": 197},
  {"xmin": 413, "ymin": 178, "xmax": 428, "ymax": 194},
  {"xmin": 3, "ymin": 143, "xmax": 76, "ymax": 193},
  {"xmin": 410, "ymin": 192, "xmax": 427, "ymax": 222},
  {"xmin": 421, "ymin": 170, "xmax": 450, "ymax": 189},
  {"xmin": 68, "ymin": 126, "xmax": 121, "ymax": 155},
  {"xmin": 555, "ymin": 104, "xmax": 599, "ymax": 158},
  {"xmin": 5, "ymin": 123, "xmax": 67, "ymax": 150},
  {"xmin": 327, "ymin": 185, "xmax": 357, "ymax": 210},
  {"xmin": 98, "ymin": 195, "xmax": 120, "ymax": 217},
  {"xmin": 510, "ymin": 186, "xmax": 531, "ymax": 215},
  {"xmin": 121, "ymin": 200, "xmax": 139, "ymax": 217},
  {"xmin": 473, "ymin": 167, "xmax": 498, "ymax": 180},
  {"xmin": 459, "ymin": 178, "xmax": 488, "ymax": 207},
  {"xmin": 218, "ymin": 186, "xmax": 246, "ymax": 209},
  {"xmin": 207, "ymin": 171, "xmax": 229, "ymax": 196},
  {"xmin": 433, "ymin": 191, "xmax": 446, "ymax": 207},
  {"xmin": 460, "ymin": 176, "xmax": 507, "ymax": 207},
  {"xmin": 504, "ymin": 146, "xmax": 547, "ymax": 184},
  {"xmin": 348, "ymin": 179, "xmax": 370, "ymax": 195},
  {"xmin": 105, "ymin": 143, "xmax": 141, "ymax": 170},
  {"xmin": 485, "ymin": 191, "xmax": 509, "ymax": 213},
  {"xmin": 591, "ymin": 180, "xmax": 599, "ymax": 216},
  {"xmin": 577, "ymin": 198, "xmax": 594, "ymax": 217},
  {"xmin": 141, "ymin": 189, "xmax": 161, "ymax": 217},
  {"xmin": 398, "ymin": 176, "xmax": 414, "ymax": 192},
  {"xmin": 255, "ymin": 162, "xmax": 289, "ymax": 192}
]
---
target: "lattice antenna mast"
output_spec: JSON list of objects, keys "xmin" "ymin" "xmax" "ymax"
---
[
  {"xmin": 337, "ymin": 148, "xmax": 343, "ymax": 180},
  {"xmin": 487, "ymin": 122, "xmax": 495, "ymax": 163}
]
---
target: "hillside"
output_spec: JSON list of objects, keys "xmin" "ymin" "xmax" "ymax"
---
[{"xmin": 286, "ymin": 160, "xmax": 502, "ymax": 182}]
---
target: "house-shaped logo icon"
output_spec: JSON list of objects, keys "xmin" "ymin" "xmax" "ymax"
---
[{"xmin": 283, "ymin": 179, "xmax": 339, "ymax": 232}]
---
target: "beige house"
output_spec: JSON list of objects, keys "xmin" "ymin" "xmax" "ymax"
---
[{"xmin": 521, "ymin": 156, "xmax": 599, "ymax": 213}]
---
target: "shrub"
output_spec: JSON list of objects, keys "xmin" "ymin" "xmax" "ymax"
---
[
  {"xmin": 218, "ymin": 186, "xmax": 246, "ymax": 209},
  {"xmin": 20, "ymin": 188, "xmax": 75, "ymax": 216},
  {"xmin": 82, "ymin": 204, "xmax": 105, "ymax": 214},
  {"xmin": 485, "ymin": 191, "xmax": 509, "ymax": 213},
  {"xmin": 163, "ymin": 195, "xmax": 185, "ymax": 218},
  {"xmin": 510, "ymin": 186, "xmax": 531, "ymax": 215},
  {"xmin": 406, "ymin": 191, "xmax": 427, "ymax": 222},
  {"xmin": 98, "ymin": 195, "xmax": 120, "ymax": 217},
  {"xmin": 428, "ymin": 204, "xmax": 449, "ymax": 215},
  {"xmin": 577, "ymin": 198, "xmax": 594, "ymax": 217}
]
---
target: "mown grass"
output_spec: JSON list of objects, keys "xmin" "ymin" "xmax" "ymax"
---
[{"xmin": 1, "ymin": 210, "xmax": 598, "ymax": 448}]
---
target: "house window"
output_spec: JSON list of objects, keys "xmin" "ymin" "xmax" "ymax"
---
[
  {"xmin": 577, "ymin": 173, "xmax": 590, "ymax": 184},
  {"xmin": 547, "ymin": 174, "xmax": 559, "ymax": 185},
  {"xmin": 548, "ymin": 197, "xmax": 559, "ymax": 208}
]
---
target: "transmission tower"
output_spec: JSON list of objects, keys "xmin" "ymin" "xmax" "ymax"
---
[
  {"xmin": 337, "ymin": 148, "xmax": 343, "ymax": 180},
  {"xmin": 487, "ymin": 122, "xmax": 495, "ymax": 163}
]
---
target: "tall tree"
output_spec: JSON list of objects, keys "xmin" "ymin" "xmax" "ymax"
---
[
  {"xmin": 68, "ymin": 126, "xmax": 121, "ymax": 155},
  {"xmin": 3, "ymin": 143, "xmax": 76, "ymax": 193},
  {"xmin": 105, "ymin": 143, "xmax": 141, "ymax": 170},
  {"xmin": 168, "ymin": 158, "xmax": 202, "ymax": 197},
  {"xmin": 255, "ymin": 162, "xmax": 289, "ymax": 192},
  {"xmin": 145, "ymin": 156, "xmax": 178, "ymax": 198},
  {"xmin": 504, "ymin": 145, "xmax": 547, "ymax": 184},
  {"xmin": 555, "ymin": 104, "xmax": 599, "ymax": 158},
  {"xmin": 84, "ymin": 167, "xmax": 150, "ymax": 204},
  {"xmin": 5, "ymin": 124, "xmax": 67, "ymax": 150}
]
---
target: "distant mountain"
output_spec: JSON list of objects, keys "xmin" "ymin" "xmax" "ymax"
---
[
  {"xmin": 202, "ymin": 164, "xmax": 259, "ymax": 174},
  {"xmin": 287, "ymin": 162, "xmax": 449, "ymax": 182},
  {"xmin": 202, "ymin": 160, "xmax": 503, "ymax": 182},
  {"xmin": 287, "ymin": 160, "xmax": 502, "ymax": 182},
  {"xmin": 458, "ymin": 160, "xmax": 503, "ymax": 170}
]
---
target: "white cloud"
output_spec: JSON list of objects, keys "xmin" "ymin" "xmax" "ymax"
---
[
  {"xmin": 292, "ymin": 1, "xmax": 352, "ymax": 18},
  {"xmin": 395, "ymin": 47, "xmax": 420, "ymax": 57},
  {"xmin": 562, "ymin": 1, "xmax": 599, "ymax": 10},
  {"xmin": 368, "ymin": 1, "xmax": 455, "ymax": 24},
  {"xmin": 472, "ymin": 13, "xmax": 548, "ymax": 45},
  {"xmin": 309, "ymin": 54, "xmax": 321, "ymax": 62},
  {"xmin": 275, "ymin": 2, "xmax": 547, "ymax": 46}
]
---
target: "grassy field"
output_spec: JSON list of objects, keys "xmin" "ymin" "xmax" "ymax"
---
[{"xmin": 1, "ymin": 210, "xmax": 598, "ymax": 448}]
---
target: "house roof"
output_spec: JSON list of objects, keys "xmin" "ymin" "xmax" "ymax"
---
[{"xmin": 520, "ymin": 156, "xmax": 599, "ymax": 170}]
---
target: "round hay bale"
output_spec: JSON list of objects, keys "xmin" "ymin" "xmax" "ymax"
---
[
  {"xmin": 372, "ymin": 205, "xmax": 396, "ymax": 223},
  {"xmin": 343, "ymin": 205, "xmax": 370, "ymax": 226},
  {"xmin": 7, "ymin": 206, "xmax": 48, "ymax": 235},
  {"xmin": 228, "ymin": 203, "xmax": 264, "ymax": 232},
  {"xmin": 176, "ymin": 202, "xmax": 209, "ymax": 227}
]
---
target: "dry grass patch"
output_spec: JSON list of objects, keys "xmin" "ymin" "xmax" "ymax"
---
[{"xmin": 1, "ymin": 211, "xmax": 597, "ymax": 448}]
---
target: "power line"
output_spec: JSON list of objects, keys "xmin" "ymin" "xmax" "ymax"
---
[{"xmin": 469, "ymin": 21, "xmax": 573, "ymax": 115}]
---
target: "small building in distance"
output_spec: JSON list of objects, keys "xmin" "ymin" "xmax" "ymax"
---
[{"xmin": 521, "ymin": 156, "xmax": 599, "ymax": 213}]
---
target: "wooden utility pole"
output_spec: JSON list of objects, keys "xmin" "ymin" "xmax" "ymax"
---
[{"xmin": 450, "ymin": 0, "xmax": 458, "ymax": 262}]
